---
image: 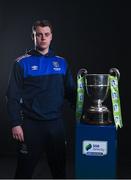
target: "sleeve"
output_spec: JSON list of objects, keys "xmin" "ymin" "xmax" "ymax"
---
[
  {"xmin": 6, "ymin": 61, "xmax": 24, "ymax": 127},
  {"xmin": 64, "ymin": 63, "xmax": 76, "ymax": 110}
]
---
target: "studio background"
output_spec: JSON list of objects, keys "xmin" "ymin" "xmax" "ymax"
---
[{"xmin": 0, "ymin": 0, "xmax": 130, "ymax": 178}]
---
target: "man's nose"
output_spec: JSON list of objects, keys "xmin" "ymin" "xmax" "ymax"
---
[{"xmin": 41, "ymin": 34, "xmax": 45, "ymax": 40}]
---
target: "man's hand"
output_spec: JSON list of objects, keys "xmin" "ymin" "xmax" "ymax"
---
[{"xmin": 12, "ymin": 125, "xmax": 24, "ymax": 142}]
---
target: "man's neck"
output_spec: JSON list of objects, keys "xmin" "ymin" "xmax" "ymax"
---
[{"xmin": 36, "ymin": 48, "xmax": 49, "ymax": 55}]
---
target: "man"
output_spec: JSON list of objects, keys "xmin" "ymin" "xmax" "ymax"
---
[{"xmin": 7, "ymin": 20, "xmax": 76, "ymax": 179}]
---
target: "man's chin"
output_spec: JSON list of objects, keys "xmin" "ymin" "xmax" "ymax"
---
[{"xmin": 36, "ymin": 47, "xmax": 47, "ymax": 51}]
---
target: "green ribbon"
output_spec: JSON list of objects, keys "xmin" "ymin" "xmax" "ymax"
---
[
  {"xmin": 109, "ymin": 75, "xmax": 123, "ymax": 129},
  {"xmin": 76, "ymin": 74, "xmax": 85, "ymax": 121}
]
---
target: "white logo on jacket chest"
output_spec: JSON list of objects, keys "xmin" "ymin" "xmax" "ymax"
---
[
  {"xmin": 52, "ymin": 61, "xmax": 61, "ymax": 71},
  {"xmin": 31, "ymin": 65, "xmax": 38, "ymax": 70}
]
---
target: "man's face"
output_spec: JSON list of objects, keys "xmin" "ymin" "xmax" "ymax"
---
[{"xmin": 33, "ymin": 26, "xmax": 52, "ymax": 51}]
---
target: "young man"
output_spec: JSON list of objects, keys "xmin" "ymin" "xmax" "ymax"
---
[{"xmin": 7, "ymin": 20, "xmax": 76, "ymax": 179}]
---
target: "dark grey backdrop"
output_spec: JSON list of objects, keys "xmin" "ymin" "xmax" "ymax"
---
[{"xmin": 0, "ymin": 0, "xmax": 130, "ymax": 177}]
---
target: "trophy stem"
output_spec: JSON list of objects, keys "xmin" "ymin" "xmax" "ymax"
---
[
  {"xmin": 83, "ymin": 99, "xmax": 112, "ymax": 125},
  {"xmin": 96, "ymin": 99, "xmax": 103, "ymax": 110},
  {"xmin": 92, "ymin": 100, "xmax": 105, "ymax": 112}
]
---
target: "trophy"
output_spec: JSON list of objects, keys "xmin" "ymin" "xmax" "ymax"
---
[{"xmin": 77, "ymin": 68, "xmax": 120, "ymax": 125}]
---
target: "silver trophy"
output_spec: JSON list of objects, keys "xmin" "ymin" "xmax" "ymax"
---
[{"xmin": 78, "ymin": 68, "xmax": 120, "ymax": 125}]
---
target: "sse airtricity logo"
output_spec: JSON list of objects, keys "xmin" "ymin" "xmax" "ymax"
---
[
  {"xmin": 85, "ymin": 143, "xmax": 92, "ymax": 151},
  {"xmin": 82, "ymin": 140, "xmax": 108, "ymax": 156}
]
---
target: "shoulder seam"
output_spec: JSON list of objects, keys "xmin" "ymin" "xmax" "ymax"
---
[
  {"xmin": 55, "ymin": 55, "xmax": 65, "ymax": 60},
  {"xmin": 16, "ymin": 54, "xmax": 31, "ymax": 62}
]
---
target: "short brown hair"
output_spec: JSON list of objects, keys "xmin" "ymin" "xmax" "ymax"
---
[{"xmin": 32, "ymin": 19, "xmax": 53, "ymax": 33}]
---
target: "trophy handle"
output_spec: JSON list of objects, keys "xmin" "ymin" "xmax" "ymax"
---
[
  {"xmin": 109, "ymin": 68, "xmax": 120, "ymax": 80},
  {"xmin": 77, "ymin": 68, "xmax": 88, "ymax": 78}
]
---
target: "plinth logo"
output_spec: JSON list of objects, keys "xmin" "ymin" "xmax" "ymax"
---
[{"xmin": 82, "ymin": 140, "xmax": 108, "ymax": 156}]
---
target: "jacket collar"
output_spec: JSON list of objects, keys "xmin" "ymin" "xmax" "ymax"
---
[{"xmin": 27, "ymin": 49, "xmax": 55, "ymax": 57}]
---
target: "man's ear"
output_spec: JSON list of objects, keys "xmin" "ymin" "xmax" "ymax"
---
[
  {"xmin": 31, "ymin": 33, "xmax": 34, "ymax": 40},
  {"xmin": 51, "ymin": 34, "xmax": 53, "ymax": 41}
]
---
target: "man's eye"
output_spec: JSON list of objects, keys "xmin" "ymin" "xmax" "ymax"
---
[
  {"xmin": 36, "ymin": 33, "xmax": 41, "ymax": 37},
  {"xmin": 45, "ymin": 33, "xmax": 50, "ymax": 37}
]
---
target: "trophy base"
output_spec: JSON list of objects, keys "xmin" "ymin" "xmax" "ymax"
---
[{"xmin": 81, "ymin": 109, "xmax": 112, "ymax": 125}]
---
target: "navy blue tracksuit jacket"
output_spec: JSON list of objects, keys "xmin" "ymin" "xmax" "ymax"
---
[{"xmin": 7, "ymin": 50, "xmax": 76, "ymax": 127}]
